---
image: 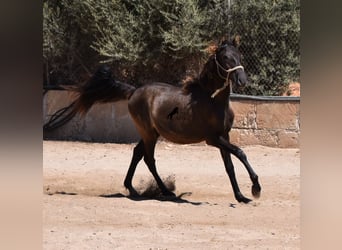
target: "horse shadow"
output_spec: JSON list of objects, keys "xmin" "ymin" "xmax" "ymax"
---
[
  {"xmin": 46, "ymin": 190, "xmax": 237, "ymax": 207},
  {"xmin": 99, "ymin": 192, "xmax": 209, "ymax": 206}
]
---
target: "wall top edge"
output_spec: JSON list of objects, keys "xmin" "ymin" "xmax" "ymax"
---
[
  {"xmin": 230, "ymin": 94, "xmax": 300, "ymax": 102},
  {"xmin": 43, "ymin": 87, "xmax": 300, "ymax": 102}
]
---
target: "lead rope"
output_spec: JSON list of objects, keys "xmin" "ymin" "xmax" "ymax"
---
[{"xmin": 211, "ymin": 55, "xmax": 244, "ymax": 98}]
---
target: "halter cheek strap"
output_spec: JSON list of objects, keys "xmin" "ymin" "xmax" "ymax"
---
[{"xmin": 211, "ymin": 55, "xmax": 244, "ymax": 98}]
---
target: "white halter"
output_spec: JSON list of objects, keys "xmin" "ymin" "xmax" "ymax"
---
[{"xmin": 211, "ymin": 54, "xmax": 244, "ymax": 98}]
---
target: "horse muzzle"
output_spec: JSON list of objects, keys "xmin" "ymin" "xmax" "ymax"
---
[{"xmin": 233, "ymin": 69, "xmax": 248, "ymax": 87}]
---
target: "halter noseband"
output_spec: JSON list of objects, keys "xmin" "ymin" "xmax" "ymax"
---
[{"xmin": 211, "ymin": 54, "xmax": 244, "ymax": 98}]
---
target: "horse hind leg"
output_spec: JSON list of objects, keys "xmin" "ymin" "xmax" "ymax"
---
[
  {"xmin": 143, "ymin": 138, "xmax": 176, "ymax": 197},
  {"xmin": 124, "ymin": 140, "xmax": 144, "ymax": 196}
]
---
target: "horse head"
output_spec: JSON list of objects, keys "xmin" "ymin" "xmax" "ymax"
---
[{"xmin": 214, "ymin": 37, "xmax": 247, "ymax": 88}]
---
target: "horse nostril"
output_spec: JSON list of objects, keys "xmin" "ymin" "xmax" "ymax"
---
[{"xmin": 238, "ymin": 78, "xmax": 247, "ymax": 86}]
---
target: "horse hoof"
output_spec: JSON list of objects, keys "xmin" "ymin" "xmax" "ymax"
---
[
  {"xmin": 236, "ymin": 196, "xmax": 252, "ymax": 204},
  {"xmin": 163, "ymin": 191, "xmax": 176, "ymax": 197},
  {"xmin": 127, "ymin": 188, "xmax": 140, "ymax": 198},
  {"xmin": 252, "ymin": 183, "xmax": 261, "ymax": 198}
]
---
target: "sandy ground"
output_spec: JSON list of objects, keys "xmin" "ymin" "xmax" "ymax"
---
[{"xmin": 43, "ymin": 140, "xmax": 300, "ymax": 249}]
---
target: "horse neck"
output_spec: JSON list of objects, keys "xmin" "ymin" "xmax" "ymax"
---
[
  {"xmin": 213, "ymin": 84, "xmax": 231, "ymax": 108},
  {"xmin": 199, "ymin": 64, "xmax": 231, "ymax": 107}
]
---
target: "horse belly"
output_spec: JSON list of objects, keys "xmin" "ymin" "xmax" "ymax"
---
[
  {"xmin": 155, "ymin": 123, "xmax": 206, "ymax": 144},
  {"xmin": 151, "ymin": 98, "xmax": 212, "ymax": 144}
]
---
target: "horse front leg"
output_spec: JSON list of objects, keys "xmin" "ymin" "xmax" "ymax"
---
[
  {"xmin": 220, "ymin": 136, "xmax": 261, "ymax": 198},
  {"xmin": 220, "ymin": 148, "xmax": 252, "ymax": 203},
  {"xmin": 208, "ymin": 135, "xmax": 261, "ymax": 203}
]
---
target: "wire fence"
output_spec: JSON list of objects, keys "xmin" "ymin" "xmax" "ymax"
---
[
  {"xmin": 227, "ymin": 0, "xmax": 300, "ymax": 96},
  {"xmin": 43, "ymin": 0, "xmax": 300, "ymax": 97}
]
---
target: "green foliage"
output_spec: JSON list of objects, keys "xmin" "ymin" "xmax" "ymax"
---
[
  {"xmin": 229, "ymin": 0, "xmax": 300, "ymax": 95},
  {"xmin": 160, "ymin": 0, "xmax": 207, "ymax": 56},
  {"xmin": 43, "ymin": 0, "xmax": 98, "ymax": 85},
  {"xmin": 43, "ymin": 0, "xmax": 300, "ymax": 95},
  {"xmin": 82, "ymin": 0, "xmax": 145, "ymax": 63},
  {"xmin": 43, "ymin": 2, "xmax": 63, "ymax": 59}
]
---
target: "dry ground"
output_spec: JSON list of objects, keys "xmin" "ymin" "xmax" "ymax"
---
[{"xmin": 43, "ymin": 140, "xmax": 300, "ymax": 249}]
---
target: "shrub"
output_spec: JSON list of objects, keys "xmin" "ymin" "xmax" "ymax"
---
[
  {"xmin": 43, "ymin": 0, "xmax": 300, "ymax": 96},
  {"xmin": 229, "ymin": 0, "xmax": 300, "ymax": 95}
]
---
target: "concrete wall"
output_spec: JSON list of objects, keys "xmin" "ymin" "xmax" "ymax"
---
[
  {"xmin": 43, "ymin": 90, "xmax": 140, "ymax": 143},
  {"xmin": 43, "ymin": 90, "xmax": 300, "ymax": 147}
]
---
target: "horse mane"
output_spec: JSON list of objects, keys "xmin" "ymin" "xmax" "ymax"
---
[
  {"xmin": 182, "ymin": 54, "xmax": 214, "ymax": 94},
  {"xmin": 181, "ymin": 76, "xmax": 201, "ymax": 94}
]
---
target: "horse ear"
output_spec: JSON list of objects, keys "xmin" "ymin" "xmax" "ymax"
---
[
  {"xmin": 221, "ymin": 40, "xmax": 229, "ymax": 47},
  {"xmin": 232, "ymin": 35, "xmax": 241, "ymax": 48},
  {"xmin": 206, "ymin": 41, "xmax": 218, "ymax": 55},
  {"xmin": 219, "ymin": 35, "xmax": 229, "ymax": 46}
]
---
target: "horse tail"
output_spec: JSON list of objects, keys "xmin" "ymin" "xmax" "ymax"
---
[
  {"xmin": 70, "ymin": 65, "xmax": 136, "ymax": 115},
  {"xmin": 44, "ymin": 65, "xmax": 136, "ymax": 131}
]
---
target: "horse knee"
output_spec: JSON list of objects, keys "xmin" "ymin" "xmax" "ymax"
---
[
  {"xmin": 143, "ymin": 156, "xmax": 155, "ymax": 169},
  {"xmin": 236, "ymin": 149, "xmax": 247, "ymax": 161},
  {"xmin": 133, "ymin": 143, "xmax": 144, "ymax": 156}
]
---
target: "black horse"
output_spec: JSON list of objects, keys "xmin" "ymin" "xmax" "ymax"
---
[{"xmin": 68, "ymin": 39, "xmax": 261, "ymax": 203}]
